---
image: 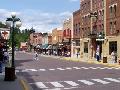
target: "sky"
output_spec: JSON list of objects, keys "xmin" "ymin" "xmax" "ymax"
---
[{"xmin": 0, "ymin": 0, "xmax": 80, "ymax": 33}]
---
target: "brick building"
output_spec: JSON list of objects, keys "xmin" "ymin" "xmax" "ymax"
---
[
  {"xmin": 72, "ymin": 9, "xmax": 81, "ymax": 58},
  {"xmin": 29, "ymin": 32, "xmax": 42, "ymax": 48},
  {"xmin": 52, "ymin": 28, "xmax": 63, "ymax": 55},
  {"xmin": 80, "ymin": 0, "xmax": 106, "ymax": 60},
  {"xmin": 79, "ymin": 0, "xmax": 120, "ymax": 62},
  {"xmin": 63, "ymin": 18, "xmax": 72, "ymax": 56},
  {"xmin": 104, "ymin": 0, "xmax": 120, "ymax": 61}
]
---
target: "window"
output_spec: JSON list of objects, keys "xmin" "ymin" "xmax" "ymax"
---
[
  {"xmin": 110, "ymin": 6, "xmax": 113, "ymax": 18},
  {"xmin": 76, "ymin": 40, "xmax": 80, "ymax": 46},
  {"xmin": 114, "ymin": 5, "xmax": 117, "ymax": 17},
  {"xmin": 84, "ymin": 42, "xmax": 88, "ymax": 53},
  {"xmin": 113, "ymin": 21, "xmax": 116, "ymax": 33},
  {"xmin": 110, "ymin": 22, "xmax": 113, "ymax": 34},
  {"xmin": 109, "ymin": 41, "xmax": 117, "ymax": 55}
]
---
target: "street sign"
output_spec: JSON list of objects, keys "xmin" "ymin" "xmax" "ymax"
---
[{"xmin": 1, "ymin": 30, "xmax": 10, "ymax": 40}]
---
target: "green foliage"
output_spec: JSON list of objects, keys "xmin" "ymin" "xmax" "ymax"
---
[
  {"xmin": 0, "ymin": 22, "xmax": 7, "ymax": 28},
  {"xmin": 0, "ymin": 21, "xmax": 33, "ymax": 48},
  {"xmin": 8, "ymin": 28, "xmax": 30, "ymax": 48}
]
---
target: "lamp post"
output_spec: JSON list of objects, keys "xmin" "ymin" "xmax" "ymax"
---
[{"xmin": 4, "ymin": 12, "xmax": 22, "ymax": 81}]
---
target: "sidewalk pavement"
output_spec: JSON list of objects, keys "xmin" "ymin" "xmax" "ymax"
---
[
  {"xmin": 63, "ymin": 57, "xmax": 120, "ymax": 67},
  {"xmin": 0, "ymin": 72, "xmax": 33, "ymax": 90},
  {"xmin": 39, "ymin": 54, "xmax": 120, "ymax": 67}
]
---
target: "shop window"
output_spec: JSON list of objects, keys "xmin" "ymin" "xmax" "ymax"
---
[
  {"xmin": 109, "ymin": 41, "xmax": 117, "ymax": 55},
  {"xmin": 84, "ymin": 42, "xmax": 88, "ymax": 53}
]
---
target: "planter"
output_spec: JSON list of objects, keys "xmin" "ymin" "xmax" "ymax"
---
[{"xmin": 4, "ymin": 67, "xmax": 16, "ymax": 81}]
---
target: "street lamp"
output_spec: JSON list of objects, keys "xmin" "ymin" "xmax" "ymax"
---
[{"xmin": 4, "ymin": 12, "xmax": 22, "ymax": 81}]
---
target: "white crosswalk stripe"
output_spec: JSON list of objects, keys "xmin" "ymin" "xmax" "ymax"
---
[
  {"xmin": 104, "ymin": 78, "xmax": 120, "ymax": 83},
  {"xmin": 50, "ymin": 82, "xmax": 64, "ymax": 88},
  {"xmin": 73, "ymin": 67, "xmax": 81, "ymax": 69},
  {"xmin": 35, "ymin": 82, "xmax": 48, "ymax": 89},
  {"xmin": 49, "ymin": 69, "xmax": 55, "ymax": 71},
  {"xmin": 89, "ymin": 67, "xmax": 98, "ymax": 69},
  {"xmin": 92, "ymin": 79, "xmax": 110, "ymax": 84},
  {"xmin": 81, "ymin": 67, "xmax": 89, "ymax": 69},
  {"xmin": 39, "ymin": 69, "xmax": 46, "ymax": 71},
  {"xmin": 78, "ymin": 80, "xmax": 94, "ymax": 85},
  {"xmin": 57, "ymin": 68, "xmax": 65, "ymax": 70},
  {"xmin": 17, "ymin": 66, "xmax": 120, "ymax": 73},
  {"xmin": 30, "ymin": 77, "xmax": 120, "ymax": 89},
  {"xmin": 22, "ymin": 69, "xmax": 37, "ymax": 72},
  {"xmin": 66, "ymin": 67, "xmax": 72, "ymax": 70},
  {"xmin": 64, "ymin": 81, "xmax": 79, "ymax": 86}
]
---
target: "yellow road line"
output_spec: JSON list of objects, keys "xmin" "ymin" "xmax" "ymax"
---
[{"xmin": 20, "ymin": 79, "xmax": 29, "ymax": 90}]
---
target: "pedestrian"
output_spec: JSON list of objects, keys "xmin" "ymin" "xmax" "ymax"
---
[
  {"xmin": 0, "ymin": 51, "xmax": 3, "ymax": 73},
  {"xmin": 96, "ymin": 50, "xmax": 100, "ymax": 62},
  {"xmin": 111, "ymin": 51, "xmax": 115, "ymax": 63},
  {"xmin": 34, "ymin": 51, "xmax": 39, "ymax": 60},
  {"xmin": 3, "ymin": 51, "xmax": 9, "ymax": 64}
]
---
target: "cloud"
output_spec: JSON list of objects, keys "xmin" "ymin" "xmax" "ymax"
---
[
  {"xmin": 69, "ymin": 0, "xmax": 79, "ymax": 2},
  {"xmin": 0, "ymin": 9, "xmax": 72, "ymax": 33}
]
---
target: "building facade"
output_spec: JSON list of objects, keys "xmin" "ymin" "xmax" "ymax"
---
[
  {"xmin": 72, "ymin": 9, "xmax": 81, "ymax": 58},
  {"xmin": 79, "ymin": 0, "xmax": 120, "ymax": 62},
  {"xmin": 29, "ymin": 33, "xmax": 43, "ymax": 48},
  {"xmin": 52, "ymin": 28, "xmax": 63, "ymax": 55},
  {"xmin": 63, "ymin": 18, "xmax": 72, "ymax": 56},
  {"xmin": 104, "ymin": 0, "xmax": 120, "ymax": 61}
]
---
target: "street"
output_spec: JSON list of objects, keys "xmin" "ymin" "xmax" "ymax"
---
[{"xmin": 15, "ymin": 52, "xmax": 120, "ymax": 90}]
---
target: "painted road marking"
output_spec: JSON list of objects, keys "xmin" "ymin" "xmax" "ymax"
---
[
  {"xmin": 17, "ymin": 66, "xmax": 120, "ymax": 73},
  {"xmin": 49, "ymin": 69, "xmax": 55, "ymax": 71},
  {"xmin": 78, "ymin": 80, "xmax": 94, "ymax": 85},
  {"xmin": 35, "ymin": 82, "xmax": 48, "ymax": 89},
  {"xmin": 30, "ymin": 77, "xmax": 120, "ymax": 89},
  {"xmin": 50, "ymin": 82, "xmax": 64, "ymax": 88},
  {"xmin": 57, "ymin": 68, "xmax": 65, "ymax": 70},
  {"xmin": 81, "ymin": 67, "xmax": 89, "ymax": 69},
  {"xmin": 64, "ymin": 81, "xmax": 79, "ymax": 86},
  {"xmin": 104, "ymin": 78, "xmax": 120, "ymax": 83},
  {"xmin": 73, "ymin": 67, "xmax": 81, "ymax": 69},
  {"xmin": 22, "ymin": 69, "xmax": 37, "ymax": 72},
  {"xmin": 39, "ymin": 69, "xmax": 46, "ymax": 71},
  {"xmin": 66, "ymin": 67, "xmax": 72, "ymax": 70},
  {"xmin": 92, "ymin": 79, "xmax": 110, "ymax": 84}
]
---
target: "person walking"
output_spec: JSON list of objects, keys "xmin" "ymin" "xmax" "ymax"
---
[
  {"xmin": 34, "ymin": 51, "xmax": 39, "ymax": 60},
  {"xmin": 0, "ymin": 51, "xmax": 3, "ymax": 73},
  {"xmin": 111, "ymin": 51, "xmax": 115, "ymax": 63},
  {"xmin": 96, "ymin": 50, "xmax": 100, "ymax": 62}
]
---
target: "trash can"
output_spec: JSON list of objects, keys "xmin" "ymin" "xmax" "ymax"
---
[
  {"xmin": 103, "ymin": 57, "xmax": 107, "ymax": 63},
  {"xmin": 4, "ymin": 67, "xmax": 16, "ymax": 81},
  {"xmin": 119, "ymin": 60, "xmax": 120, "ymax": 65}
]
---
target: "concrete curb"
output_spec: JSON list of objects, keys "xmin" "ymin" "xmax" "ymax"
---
[
  {"xmin": 20, "ymin": 79, "xmax": 29, "ymax": 90},
  {"xmin": 63, "ymin": 57, "xmax": 120, "ymax": 67}
]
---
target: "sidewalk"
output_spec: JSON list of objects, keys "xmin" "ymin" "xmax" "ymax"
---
[
  {"xmin": 63, "ymin": 57, "xmax": 120, "ymax": 67},
  {"xmin": 39, "ymin": 54, "xmax": 120, "ymax": 67},
  {"xmin": 0, "ymin": 71, "xmax": 33, "ymax": 90}
]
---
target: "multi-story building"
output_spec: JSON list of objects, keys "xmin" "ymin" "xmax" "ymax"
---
[
  {"xmin": 52, "ymin": 28, "xmax": 63, "ymax": 44},
  {"xmin": 80, "ymin": 0, "xmax": 106, "ymax": 60},
  {"xmin": 80, "ymin": 0, "xmax": 120, "ymax": 62},
  {"xmin": 105, "ymin": 0, "xmax": 120, "ymax": 60},
  {"xmin": 29, "ymin": 32, "xmax": 42, "ymax": 48},
  {"xmin": 72, "ymin": 9, "xmax": 81, "ymax": 58},
  {"xmin": 63, "ymin": 18, "xmax": 72, "ymax": 56},
  {"xmin": 52, "ymin": 28, "xmax": 63, "ymax": 55}
]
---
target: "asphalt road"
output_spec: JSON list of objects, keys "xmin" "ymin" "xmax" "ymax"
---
[{"xmin": 15, "ymin": 51, "xmax": 120, "ymax": 90}]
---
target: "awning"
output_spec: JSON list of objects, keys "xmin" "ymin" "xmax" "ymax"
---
[
  {"xmin": 36, "ymin": 45, "xmax": 41, "ymax": 48},
  {"xmin": 41, "ymin": 44, "xmax": 48, "ymax": 49},
  {"xmin": 46, "ymin": 45, "xmax": 52, "ymax": 49}
]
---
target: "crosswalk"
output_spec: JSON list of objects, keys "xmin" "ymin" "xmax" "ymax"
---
[
  {"xmin": 16, "ymin": 66, "xmax": 120, "ymax": 73},
  {"xmin": 29, "ymin": 77, "xmax": 120, "ymax": 90}
]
